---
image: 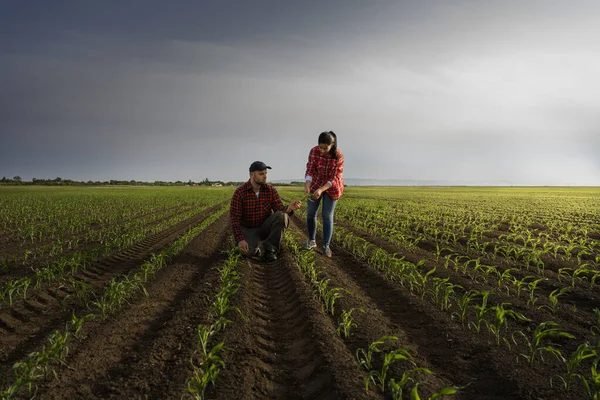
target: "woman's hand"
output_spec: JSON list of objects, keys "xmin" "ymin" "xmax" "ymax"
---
[{"xmin": 312, "ymin": 188, "xmax": 323, "ymax": 200}]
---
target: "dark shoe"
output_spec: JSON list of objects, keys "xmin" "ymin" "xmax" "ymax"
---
[{"xmin": 264, "ymin": 251, "xmax": 277, "ymax": 263}]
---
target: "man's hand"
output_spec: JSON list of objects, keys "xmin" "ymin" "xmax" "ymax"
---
[
  {"xmin": 287, "ymin": 200, "xmax": 302, "ymax": 213},
  {"xmin": 237, "ymin": 240, "xmax": 249, "ymax": 254}
]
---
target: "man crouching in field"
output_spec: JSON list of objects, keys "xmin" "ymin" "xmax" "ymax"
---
[{"xmin": 230, "ymin": 161, "xmax": 302, "ymax": 263}]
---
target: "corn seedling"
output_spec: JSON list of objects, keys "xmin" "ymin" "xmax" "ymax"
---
[
  {"xmin": 356, "ymin": 335, "xmax": 398, "ymax": 373},
  {"xmin": 514, "ymin": 321, "xmax": 575, "ymax": 366},
  {"xmin": 410, "ymin": 383, "xmax": 461, "ymax": 400},
  {"xmin": 538, "ymin": 287, "xmax": 570, "ymax": 314},
  {"xmin": 429, "ymin": 278, "xmax": 460, "ymax": 312},
  {"xmin": 513, "ymin": 276, "xmax": 534, "ymax": 298},
  {"xmin": 388, "ymin": 367, "xmax": 432, "ymax": 400},
  {"xmin": 592, "ymin": 309, "xmax": 600, "ymax": 336},
  {"xmin": 526, "ymin": 278, "xmax": 545, "ymax": 306},
  {"xmin": 468, "ymin": 291, "xmax": 492, "ymax": 333},
  {"xmin": 337, "ymin": 308, "xmax": 358, "ymax": 338},
  {"xmin": 453, "ymin": 290, "xmax": 481, "ymax": 324},
  {"xmin": 485, "ymin": 303, "xmax": 530, "ymax": 346},
  {"xmin": 497, "ymin": 268, "xmax": 514, "ymax": 294},
  {"xmin": 580, "ymin": 356, "xmax": 600, "ymax": 399},
  {"xmin": 367, "ymin": 348, "xmax": 414, "ymax": 391},
  {"xmin": 68, "ymin": 312, "xmax": 94, "ymax": 340},
  {"xmin": 323, "ymin": 287, "xmax": 347, "ymax": 316},
  {"xmin": 552, "ymin": 342, "xmax": 598, "ymax": 392},
  {"xmin": 196, "ymin": 324, "xmax": 217, "ymax": 356}
]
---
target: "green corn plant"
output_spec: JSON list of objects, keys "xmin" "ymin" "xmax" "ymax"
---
[
  {"xmin": 580, "ymin": 356, "xmax": 600, "ymax": 399},
  {"xmin": 66, "ymin": 278, "xmax": 94, "ymax": 306},
  {"xmin": 513, "ymin": 321, "xmax": 575, "ymax": 366},
  {"xmin": 452, "ymin": 290, "xmax": 480, "ymax": 324},
  {"xmin": 557, "ymin": 267, "xmax": 573, "ymax": 283},
  {"xmin": 513, "ymin": 276, "xmax": 534, "ymax": 298},
  {"xmin": 367, "ymin": 348, "xmax": 414, "ymax": 391},
  {"xmin": 429, "ymin": 278, "xmax": 460, "ymax": 312},
  {"xmin": 468, "ymin": 291, "xmax": 492, "ymax": 333},
  {"xmin": 497, "ymin": 268, "xmax": 514, "ymax": 294},
  {"xmin": 526, "ymin": 278, "xmax": 545, "ymax": 306},
  {"xmin": 196, "ymin": 324, "xmax": 217, "ymax": 356},
  {"xmin": 410, "ymin": 383, "xmax": 461, "ymax": 400},
  {"xmin": 323, "ymin": 287, "xmax": 347, "ymax": 316},
  {"xmin": 388, "ymin": 367, "xmax": 433, "ymax": 400},
  {"xmin": 186, "ymin": 358, "xmax": 222, "ymax": 400},
  {"xmin": 552, "ymin": 342, "xmax": 598, "ymax": 392},
  {"xmin": 538, "ymin": 287, "xmax": 570, "ymax": 314},
  {"xmin": 485, "ymin": 303, "xmax": 531, "ymax": 346},
  {"xmin": 414, "ymin": 267, "xmax": 437, "ymax": 298},
  {"xmin": 592, "ymin": 309, "xmax": 600, "ymax": 336},
  {"xmin": 571, "ymin": 265, "xmax": 593, "ymax": 287},
  {"xmin": 67, "ymin": 312, "xmax": 94, "ymax": 340},
  {"xmin": 356, "ymin": 335, "xmax": 398, "ymax": 373},
  {"xmin": 590, "ymin": 271, "xmax": 600, "ymax": 290},
  {"xmin": 314, "ymin": 278, "xmax": 329, "ymax": 300},
  {"xmin": 337, "ymin": 308, "xmax": 358, "ymax": 338}
]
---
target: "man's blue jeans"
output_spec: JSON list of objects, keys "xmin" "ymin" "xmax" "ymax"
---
[{"xmin": 306, "ymin": 192, "xmax": 337, "ymax": 247}]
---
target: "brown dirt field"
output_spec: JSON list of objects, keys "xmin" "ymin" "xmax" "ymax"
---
[{"xmin": 0, "ymin": 209, "xmax": 594, "ymax": 399}]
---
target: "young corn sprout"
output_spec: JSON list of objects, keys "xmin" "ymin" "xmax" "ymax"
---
[
  {"xmin": 580, "ymin": 356, "xmax": 600, "ymax": 399},
  {"xmin": 485, "ymin": 303, "xmax": 530, "ymax": 347},
  {"xmin": 323, "ymin": 287, "xmax": 347, "ymax": 316},
  {"xmin": 552, "ymin": 342, "xmax": 599, "ymax": 392},
  {"xmin": 429, "ymin": 278, "xmax": 460, "ymax": 312},
  {"xmin": 410, "ymin": 383, "xmax": 461, "ymax": 400},
  {"xmin": 513, "ymin": 321, "xmax": 575, "ymax": 366},
  {"xmin": 67, "ymin": 312, "xmax": 94, "ymax": 340},
  {"xmin": 388, "ymin": 367, "xmax": 432, "ymax": 400},
  {"xmin": 367, "ymin": 348, "xmax": 414, "ymax": 391},
  {"xmin": 196, "ymin": 324, "xmax": 217, "ymax": 356},
  {"xmin": 538, "ymin": 287, "xmax": 570, "ymax": 314},
  {"xmin": 497, "ymin": 268, "xmax": 514, "ymax": 294},
  {"xmin": 452, "ymin": 290, "xmax": 481, "ymax": 324},
  {"xmin": 356, "ymin": 335, "xmax": 398, "ymax": 373},
  {"xmin": 468, "ymin": 291, "xmax": 492, "ymax": 333},
  {"xmin": 526, "ymin": 278, "xmax": 545, "ymax": 306},
  {"xmin": 337, "ymin": 308, "xmax": 358, "ymax": 338},
  {"xmin": 592, "ymin": 308, "xmax": 600, "ymax": 336}
]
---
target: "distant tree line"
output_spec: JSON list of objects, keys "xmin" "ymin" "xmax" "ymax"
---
[
  {"xmin": 0, "ymin": 176, "xmax": 244, "ymax": 187},
  {"xmin": 0, "ymin": 176, "xmax": 306, "ymax": 187}
]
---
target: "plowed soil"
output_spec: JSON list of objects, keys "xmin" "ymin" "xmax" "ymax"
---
[{"xmin": 0, "ymin": 209, "xmax": 592, "ymax": 399}]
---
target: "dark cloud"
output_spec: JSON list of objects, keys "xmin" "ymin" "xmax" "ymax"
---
[{"xmin": 1, "ymin": 0, "xmax": 599, "ymax": 184}]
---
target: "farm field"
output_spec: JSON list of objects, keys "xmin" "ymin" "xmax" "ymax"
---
[{"xmin": 1, "ymin": 185, "xmax": 600, "ymax": 399}]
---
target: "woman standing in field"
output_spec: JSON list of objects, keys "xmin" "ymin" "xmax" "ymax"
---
[{"xmin": 304, "ymin": 131, "xmax": 344, "ymax": 257}]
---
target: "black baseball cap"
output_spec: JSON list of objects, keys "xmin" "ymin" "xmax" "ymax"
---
[{"xmin": 249, "ymin": 161, "xmax": 272, "ymax": 172}]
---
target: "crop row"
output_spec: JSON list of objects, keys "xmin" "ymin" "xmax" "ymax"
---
[{"xmin": 0, "ymin": 206, "xmax": 228, "ymax": 399}]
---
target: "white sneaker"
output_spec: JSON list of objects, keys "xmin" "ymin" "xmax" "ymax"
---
[
  {"xmin": 305, "ymin": 240, "xmax": 317, "ymax": 250},
  {"xmin": 323, "ymin": 245, "xmax": 332, "ymax": 258}
]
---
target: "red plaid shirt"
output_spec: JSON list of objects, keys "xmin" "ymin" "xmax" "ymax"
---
[
  {"xmin": 305, "ymin": 146, "xmax": 344, "ymax": 200},
  {"xmin": 230, "ymin": 180, "xmax": 287, "ymax": 243}
]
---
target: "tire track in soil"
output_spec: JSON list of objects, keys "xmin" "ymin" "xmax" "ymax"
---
[
  {"xmin": 215, "ymin": 254, "xmax": 378, "ymax": 400},
  {"xmin": 34, "ymin": 213, "xmax": 231, "ymax": 400},
  {"xmin": 290, "ymin": 215, "xmax": 586, "ymax": 400},
  {"xmin": 286, "ymin": 220, "xmax": 451, "ymax": 398},
  {"xmin": 0, "ymin": 202, "xmax": 226, "ymax": 380}
]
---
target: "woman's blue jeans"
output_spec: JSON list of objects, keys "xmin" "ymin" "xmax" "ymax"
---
[{"xmin": 306, "ymin": 192, "xmax": 337, "ymax": 247}]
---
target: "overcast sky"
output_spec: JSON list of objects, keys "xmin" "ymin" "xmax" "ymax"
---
[{"xmin": 1, "ymin": 1, "xmax": 599, "ymax": 185}]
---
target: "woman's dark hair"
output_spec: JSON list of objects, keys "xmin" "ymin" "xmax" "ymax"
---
[{"xmin": 318, "ymin": 131, "xmax": 339, "ymax": 160}]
